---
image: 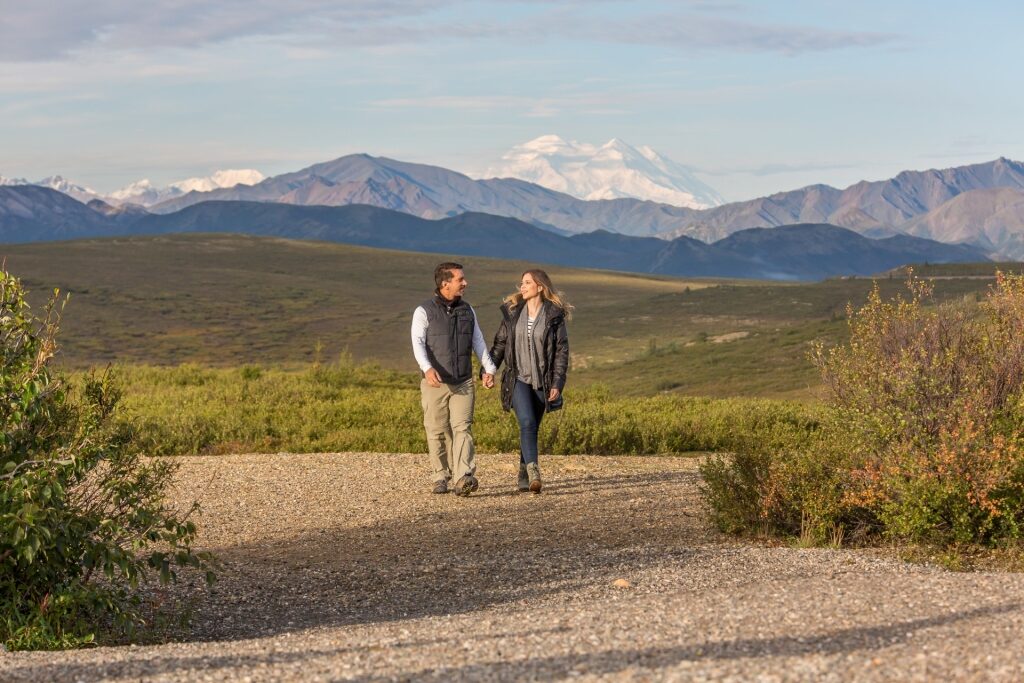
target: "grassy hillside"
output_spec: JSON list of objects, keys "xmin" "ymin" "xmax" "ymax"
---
[{"xmin": 2, "ymin": 233, "xmax": 1007, "ymax": 398}]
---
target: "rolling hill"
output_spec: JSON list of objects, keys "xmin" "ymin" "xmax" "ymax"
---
[
  {"xmin": 0, "ymin": 188, "xmax": 989, "ymax": 281},
  {"xmin": 1, "ymin": 233, "xmax": 1007, "ymax": 397}
]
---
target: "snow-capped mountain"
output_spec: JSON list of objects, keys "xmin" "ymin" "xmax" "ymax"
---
[
  {"xmin": 482, "ymin": 135, "xmax": 725, "ymax": 209},
  {"xmin": 170, "ymin": 169, "xmax": 265, "ymax": 194},
  {"xmin": 0, "ymin": 168, "xmax": 266, "ymax": 207},
  {"xmin": 107, "ymin": 179, "xmax": 164, "ymax": 205},
  {"xmin": 108, "ymin": 169, "xmax": 265, "ymax": 206},
  {"xmin": 33, "ymin": 176, "xmax": 102, "ymax": 204},
  {"xmin": 1, "ymin": 174, "xmax": 102, "ymax": 203}
]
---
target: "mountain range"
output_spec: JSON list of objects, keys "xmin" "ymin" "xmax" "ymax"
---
[
  {"xmin": 0, "ymin": 185, "xmax": 988, "ymax": 281},
  {"xmin": 10, "ymin": 149, "xmax": 1024, "ymax": 257},
  {"xmin": 122, "ymin": 153, "xmax": 1023, "ymax": 258}
]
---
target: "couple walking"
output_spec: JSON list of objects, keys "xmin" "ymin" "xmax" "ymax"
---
[{"xmin": 411, "ymin": 261, "xmax": 571, "ymax": 497}]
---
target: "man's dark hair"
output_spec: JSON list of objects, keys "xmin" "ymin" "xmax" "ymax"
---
[{"xmin": 434, "ymin": 262, "xmax": 463, "ymax": 292}]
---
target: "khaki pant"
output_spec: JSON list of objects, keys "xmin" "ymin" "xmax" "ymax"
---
[{"xmin": 420, "ymin": 377, "xmax": 476, "ymax": 483}]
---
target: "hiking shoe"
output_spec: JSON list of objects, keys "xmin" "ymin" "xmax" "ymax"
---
[
  {"xmin": 517, "ymin": 464, "xmax": 530, "ymax": 492},
  {"xmin": 432, "ymin": 479, "xmax": 449, "ymax": 494},
  {"xmin": 455, "ymin": 474, "xmax": 478, "ymax": 496},
  {"xmin": 527, "ymin": 463, "xmax": 542, "ymax": 494}
]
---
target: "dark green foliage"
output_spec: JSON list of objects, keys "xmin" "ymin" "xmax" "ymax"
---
[{"xmin": 0, "ymin": 272, "xmax": 212, "ymax": 650}]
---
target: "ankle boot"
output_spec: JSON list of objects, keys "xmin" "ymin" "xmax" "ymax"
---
[
  {"xmin": 527, "ymin": 462, "xmax": 542, "ymax": 493},
  {"xmin": 517, "ymin": 463, "xmax": 530, "ymax": 492}
]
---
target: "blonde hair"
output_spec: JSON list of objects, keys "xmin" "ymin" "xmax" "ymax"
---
[{"xmin": 503, "ymin": 269, "xmax": 574, "ymax": 320}]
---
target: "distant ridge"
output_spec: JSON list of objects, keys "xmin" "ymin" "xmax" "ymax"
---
[
  {"xmin": 903, "ymin": 187, "xmax": 1024, "ymax": 256},
  {"xmin": 0, "ymin": 186, "xmax": 987, "ymax": 280},
  {"xmin": 669, "ymin": 157, "xmax": 1024, "ymax": 243},
  {"xmin": 139, "ymin": 154, "xmax": 1024, "ymax": 253},
  {"xmin": 14, "ymin": 152, "xmax": 1024, "ymax": 258}
]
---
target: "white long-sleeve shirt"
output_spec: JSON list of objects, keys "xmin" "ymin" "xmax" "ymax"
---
[{"xmin": 411, "ymin": 304, "xmax": 497, "ymax": 377}]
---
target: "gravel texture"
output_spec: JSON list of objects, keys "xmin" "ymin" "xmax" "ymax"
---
[{"xmin": 3, "ymin": 452, "xmax": 1024, "ymax": 681}]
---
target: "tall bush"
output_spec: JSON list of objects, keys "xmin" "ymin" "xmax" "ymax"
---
[
  {"xmin": 0, "ymin": 272, "xmax": 211, "ymax": 650},
  {"xmin": 702, "ymin": 273, "xmax": 1024, "ymax": 546},
  {"xmin": 814, "ymin": 275, "xmax": 1024, "ymax": 544}
]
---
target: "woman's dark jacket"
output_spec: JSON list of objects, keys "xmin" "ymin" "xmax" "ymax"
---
[{"xmin": 489, "ymin": 300, "xmax": 569, "ymax": 412}]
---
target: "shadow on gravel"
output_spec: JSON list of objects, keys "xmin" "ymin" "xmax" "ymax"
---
[
  {"xmin": 354, "ymin": 602, "xmax": 1023, "ymax": 682},
  {"xmin": 472, "ymin": 473, "xmax": 692, "ymax": 498},
  {"xmin": 0, "ymin": 627, "xmax": 572, "ymax": 682},
  {"xmin": 189, "ymin": 469, "xmax": 710, "ymax": 641},
  {"xmin": 7, "ymin": 604, "xmax": 1018, "ymax": 682}
]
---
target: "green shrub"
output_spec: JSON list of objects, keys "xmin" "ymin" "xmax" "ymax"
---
[
  {"xmin": 701, "ymin": 273, "xmax": 1024, "ymax": 547},
  {"xmin": 700, "ymin": 420, "xmax": 841, "ymax": 539},
  {"xmin": 0, "ymin": 272, "xmax": 212, "ymax": 650}
]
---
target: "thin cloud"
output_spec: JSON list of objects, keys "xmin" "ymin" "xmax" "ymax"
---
[
  {"xmin": 0, "ymin": 0, "xmax": 457, "ymax": 61},
  {"xmin": 1, "ymin": 1, "xmax": 901, "ymax": 62},
  {"xmin": 578, "ymin": 14, "xmax": 899, "ymax": 55}
]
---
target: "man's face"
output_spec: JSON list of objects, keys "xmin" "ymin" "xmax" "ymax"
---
[{"xmin": 439, "ymin": 269, "xmax": 467, "ymax": 300}]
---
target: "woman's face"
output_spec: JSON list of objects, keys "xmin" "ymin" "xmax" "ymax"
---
[{"xmin": 519, "ymin": 273, "xmax": 543, "ymax": 302}]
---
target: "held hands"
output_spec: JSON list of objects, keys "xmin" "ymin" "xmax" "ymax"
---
[
  {"xmin": 548, "ymin": 387, "xmax": 560, "ymax": 402},
  {"xmin": 426, "ymin": 368, "xmax": 495, "ymax": 389}
]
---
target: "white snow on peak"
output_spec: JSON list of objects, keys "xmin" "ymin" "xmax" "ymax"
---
[
  {"xmin": 169, "ymin": 169, "xmax": 265, "ymax": 194},
  {"xmin": 34, "ymin": 176, "xmax": 101, "ymax": 203},
  {"xmin": 108, "ymin": 169, "xmax": 266, "ymax": 206},
  {"xmin": 1, "ymin": 174, "xmax": 100, "ymax": 203},
  {"xmin": 4, "ymin": 168, "xmax": 266, "ymax": 206},
  {"xmin": 483, "ymin": 136, "xmax": 724, "ymax": 209},
  {"xmin": 107, "ymin": 179, "xmax": 160, "ymax": 205}
]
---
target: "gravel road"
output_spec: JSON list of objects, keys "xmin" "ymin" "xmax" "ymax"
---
[{"xmin": 3, "ymin": 452, "xmax": 1024, "ymax": 682}]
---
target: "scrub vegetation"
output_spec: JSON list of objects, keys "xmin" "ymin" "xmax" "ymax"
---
[
  {"xmin": 0, "ymin": 272, "xmax": 212, "ymax": 651},
  {"xmin": 702, "ymin": 272, "xmax": 1024, "ymax": 552}
]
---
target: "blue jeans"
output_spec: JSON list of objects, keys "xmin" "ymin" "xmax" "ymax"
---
[{"xmin": 512, "ymin": 379, "xmax": 546, "ymax": 465}]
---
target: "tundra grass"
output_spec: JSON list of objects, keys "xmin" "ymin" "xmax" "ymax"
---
[
  {"xmin": 5, "ymin": 233, "xmax": 1007, "ymax": 398},
  {"xmin": 92, "ymin": 361, "xmax": 822, "ymax": 457}
]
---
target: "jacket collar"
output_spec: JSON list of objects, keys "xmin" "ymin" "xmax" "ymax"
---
[
  {"xmin": 435, "ymin": 294, "xmax": 464, "ymax": 310},
  {"xmin": 505, "ymin": 299, "xmax": 562, "ymax": 323}
]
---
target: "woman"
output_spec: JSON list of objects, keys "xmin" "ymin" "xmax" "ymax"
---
[{"xmin": 489, "ymin": 269, "xmax": 571, "ymax": 493}]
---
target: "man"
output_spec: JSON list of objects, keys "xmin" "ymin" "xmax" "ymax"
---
[{"xmin": 411, "ymin": 262, "xmax": 496, "ymax": 496}]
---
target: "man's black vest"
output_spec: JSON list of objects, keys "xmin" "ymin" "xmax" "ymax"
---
[{"xmin": 422, "ymin": 295, "xmax": 476, "ymax": 384}]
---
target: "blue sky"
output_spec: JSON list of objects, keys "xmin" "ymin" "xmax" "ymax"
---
[{"xmin": 1, "ymin": 0, "xmax": 1020, "ymax": 201}]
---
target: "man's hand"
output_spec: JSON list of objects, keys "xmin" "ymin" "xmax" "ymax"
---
[
  {"xmin": 548, "ymin": 387, "xmax": 561, "ymax": 402},
  {"xmin": 425, "ymin": 368, "xmax": 442, "ymax": 388},
  {"xmin": 482, "ymin": 373, "xmax": 495, "ymax": 389}
]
